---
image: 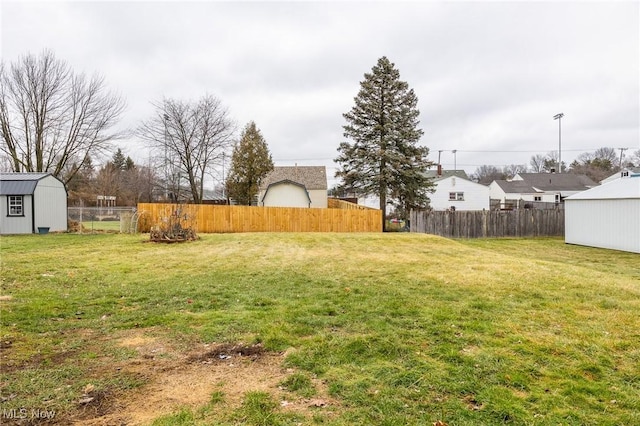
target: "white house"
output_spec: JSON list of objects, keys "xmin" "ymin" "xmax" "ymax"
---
[
  {"xmin": 258, "ymin": 166, "xmax": 328, "ymax": 208},
  {"xmin": 600, "ymin": 167, "xmax": 640, "ymax": 184},
  {"xmin": 427, "ymin": 170, "xmax": 489, "ymax": 211},
  {"xmin": 490, "ymin": 173, "xmax": 597, "ymax": 206},
  {"xmin": 0, "ymin": 172, "xmax": 68, "ymax": 234},
  {"xmin": 565, "ymin": 173, "xmax": 640, "ymax": 253}
]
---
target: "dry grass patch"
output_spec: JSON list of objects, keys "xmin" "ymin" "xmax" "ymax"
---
[{"xmin": 66, "ymin": 330, "xmax": 336, "ymax": 425}]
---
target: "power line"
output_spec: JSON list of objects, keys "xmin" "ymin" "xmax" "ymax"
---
[
  {"xmin": 431, "ymin": 148, "xmax": 601, "ymax": 153},
  {"xmin": 274, "ymin": 147, "xmax": 605, "ymax": 162}
]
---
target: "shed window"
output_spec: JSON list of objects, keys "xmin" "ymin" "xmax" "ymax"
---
[
  {"xmin": 449, "ymin": 192, "xmax": 464, "ymax": 201},
  {"xmin": 534, "ymin": 196, "xmax": 542, "ymax": 201},
  {"xmin": 8, "ymin": 195, "xmax": 24, "ymax": 216}
]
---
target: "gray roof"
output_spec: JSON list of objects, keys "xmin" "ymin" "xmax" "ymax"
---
[
  {"xmin": 566, "ymin": 175, "xmax": 640, "ymax": 200},
  {"xmin": 425, "ymin": 169, "xmax": 469, "ymax": 181},
  {"xmin": 0, "ymin": 172, "xmax": 52, "ymax": 195},
  {"xmin": 492, "ymin": 180, "xmax": 538, "ymax": 194},
  {"xmin": 515, "ymin": 173, "xmax": 597, "ymax": 191},
  {"xmin": 260, "ymin": 166, "xmax": 327, "ymax": 191}
]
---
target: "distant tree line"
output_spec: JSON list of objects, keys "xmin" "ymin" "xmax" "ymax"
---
[
  {"xmin": 471, "ymin": 147, "xmax": 639, "ymax": 184},
  {"xmin": 65, "ymin": 149, "xmax": 157, "ymax": 206}
]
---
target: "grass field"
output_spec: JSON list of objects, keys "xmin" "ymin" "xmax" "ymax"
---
[
  {"xmin": 80, "ymin": 220, "xmax": 122, "ymax": 232},
  {"xmin": 0, "ymin": 233, "xmax": 638, "ymax": 425}
]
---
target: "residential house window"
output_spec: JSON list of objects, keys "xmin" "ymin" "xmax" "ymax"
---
[
  {"xmin": 534, "ymin": 196, "xmax": 542, "ymax": 201},
  {"xmin": 8, "ymin": 195, "xmax": 24, "ymax": 216},
  {"xmin": 449, "ymin": 192, "xmax": 464, "ymax": 201}
]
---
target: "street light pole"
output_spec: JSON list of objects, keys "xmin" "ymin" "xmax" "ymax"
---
[{"xmin": 553, "ymin": 113, "xmax": 564, "ymax": 173}]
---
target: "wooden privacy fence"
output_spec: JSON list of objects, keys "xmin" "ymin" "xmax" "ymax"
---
[
  {"xmin": 327, "ymin": 198, "xmax": 378, "ymax": 211},
  {"xmin": 410, "ymin": 209, "xmax": 565, "ymax": 238},
  {"xmin": 137, "ymin": 203, "xmax": 382, "ymax": 233}
]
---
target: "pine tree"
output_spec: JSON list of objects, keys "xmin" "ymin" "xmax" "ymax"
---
[
  {"xmin": 112, "ymin": 148, "xmax": 126, "ymax": 171},
  {"xmin": 335, "ymin": 56, "xmax": 433, "ymax": 228},
  {"xmin": 226, "ymin": 121, "xmax": 274, "ymax": 205}
]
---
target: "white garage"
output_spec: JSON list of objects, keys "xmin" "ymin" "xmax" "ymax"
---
[{"xmin": 565, "ymin": 174, "xmax": 640, "ymax": 253}]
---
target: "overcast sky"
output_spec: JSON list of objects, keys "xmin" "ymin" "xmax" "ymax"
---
[{"xmin": 2, "ymin": 1, "xmax": 639, "ymax": 188}]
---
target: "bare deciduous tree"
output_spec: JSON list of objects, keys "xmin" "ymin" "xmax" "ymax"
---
[
  {"xmin": 502, "ymin": 164, "xmax": 528, "ymax": 179},
  {"xmin": 471, "ymin": 165, "xmax": 506, "ymax": 184},
  {"xmin": 628, "ymin": 149, "xmax": 640, "ymax": 168},
  {"xmin": 529, "ymin": 154, "xmax": 546, "ymax": 173},
  {"xmin": 568, "ymin": 146, "xmax": 621, "ymax": 182},
  {"xmin": 0, "ymin": 50, "xmax": 126, "ymax": 183},
  {"xmin": 138, "ymin": 95, "xmax": 235, "ymax": 204}
]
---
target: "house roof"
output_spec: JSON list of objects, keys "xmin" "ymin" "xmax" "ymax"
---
[
  {"xmin": 425, "ymin": 169, "xmax": 469, "ymax": 181},
  {"xmin": 601, "ymin": 167, "xmax": 640, "ymax": 184},
  {"xmin": 515, "ymin": 173, "xmax": 597, "ymax": 191},
  {"xmin": 492, "ymin": 180, "xmax": 538, "ymax": 194},
  {"xmin": 0, "ymin": 172, "xmax": 52, "ymax": 195},
  {"xmin": 566, "ymin": 175, "xmax": 640, "ymax": 200},
  {"xmin": 260, "ymin": 166, "xmax": 327, "ymax": 191}
]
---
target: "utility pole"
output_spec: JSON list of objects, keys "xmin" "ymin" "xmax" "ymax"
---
[
  {"xmin": 163, "ymin": 113, "xmax": 170, "ymax": 200},
  {"xmin": 222, "ymin": 152, "xmax": 226, "ymax": 201},
  {"xmin": 618, "ymin": 147, "xmax": 628, "ymax": 170},
  {"xmin": 553, "ymin": 113, "xmax": 564, "ymax": 173},
  {"xmin": 452, "ymin": 149, "xmax": 457, "ymax": 171}
]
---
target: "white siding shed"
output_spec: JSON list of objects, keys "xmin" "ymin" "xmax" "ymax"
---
[
  {"xmin": 258, "ymin": 166, "xmax": 328, "ymax": 208},
  {"xmin": 0, "ymin": 173, "xmax": 68, "ymax": 234},
  {"xmin": 564, "ymin": 175, "xmax": 640, "ymax": 253},
  {"xmin": 261, "ymin": 180, "xmax": 311, "ymax": 208}
]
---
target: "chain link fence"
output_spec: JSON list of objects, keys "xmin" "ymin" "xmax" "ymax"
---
[{"xmin": 67, "ymin": 207, "xmax": 141, "ymax": 233}]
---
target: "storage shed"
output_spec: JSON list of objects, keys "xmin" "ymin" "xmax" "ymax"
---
[
  {"xmin": 258, "ymin": 166, "xmax": 328, "ymax": 208},
  {"xmin": 564, "ymin": 174, "xmax": 640, "ymax": 253},
  {"xmin": 0, "ymin": 172, "xmax": 68, "ymax": 234}
]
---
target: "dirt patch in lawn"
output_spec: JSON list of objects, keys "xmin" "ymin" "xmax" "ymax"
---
[{"xmin": 62, "ymin": 330, "xmax": 336, "ymax": 425}]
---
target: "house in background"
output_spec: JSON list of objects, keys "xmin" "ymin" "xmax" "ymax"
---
[
  {"xmin": 489, "ymin": 172, "xmax": 597, "ymax": 208},
  {"xmin": 0, "ymin": 172, "xmax": 68, "ymax": 234},
  {"xmin": 258, "ymin": 166, "xmax": 327, "ymax": 208},
  {"xmin": 426, "ymin": 170, "xmax": 489, "ymax": 211},
  {"xmin": 600, "ymin": 167, "xmax": 640, "ymax": 184},
  {"xmin": 565, "ymin": 172, "xmax": 640, "ymax": 253}
]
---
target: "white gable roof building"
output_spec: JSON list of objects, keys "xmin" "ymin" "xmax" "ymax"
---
[
  {"xmin": 258, "ymin": 166, "xmax": 328, "ymax": 208},
  {"xmin": 426, "ymin": 170, "xmax": 489, "ymax": 211}
]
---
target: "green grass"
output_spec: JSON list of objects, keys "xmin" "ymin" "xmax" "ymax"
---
[
  {"xmin": 1, "ymin": 233, "xmax": 639, "ymax": 425},
  {"xmin": 80, "ymin": 220, "xmax": 121, "ymax": 232}
]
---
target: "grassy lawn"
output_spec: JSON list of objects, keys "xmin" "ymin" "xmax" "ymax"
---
[
  {"xmin": 80, "ymin": 220, "xmax": 122, "ymax": 232},
  {"xmin": 0, "ymin": 233, "xmax": 638, "ymax": 425}
]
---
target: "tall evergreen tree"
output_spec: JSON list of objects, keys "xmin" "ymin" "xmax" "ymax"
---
[
  {"xmin": 335, "ymin": 56, "xmax": 433, "ymax": 228},
  {"xmin": 112, "ymin": 148, "xmax": 127, "ymax": 171},
  {"xmin": 226, "ymin": 121, "xmax": 274, "ymax": 205}
]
